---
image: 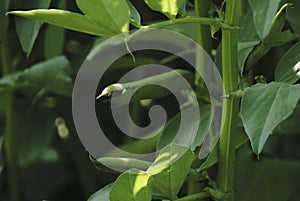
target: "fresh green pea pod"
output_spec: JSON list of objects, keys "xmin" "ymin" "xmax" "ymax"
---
[
  {"xmin": 97, "ymin": 69, "xmax": 194, "ymax": 105},
  {"xmin": 265, "ymin": 3, "xmax": 293, "ymax": 43},
  {"xmin": 245, "ymin": 3, "xmax": 293, "ymax": 71},
  {"xmin": 126, "ymin": 0, "xmax": 141, "ymax": 28},
  {"xmin": 244, "ymin": 42, "xmax": 271, "ymax": 71}
]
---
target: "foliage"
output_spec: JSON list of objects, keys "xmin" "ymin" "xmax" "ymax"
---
[{"xmin": 0, "ymin": 0, "xmax": 300, "ymax": 201}]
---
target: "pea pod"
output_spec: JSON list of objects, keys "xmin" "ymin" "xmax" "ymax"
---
[
  {"xmin": 245, "ymin": 3, "xmax": 295, "ymax": 71},
  {"xmin": 97, "ymin": 69, "xmax": 194, "ymax": 106}
]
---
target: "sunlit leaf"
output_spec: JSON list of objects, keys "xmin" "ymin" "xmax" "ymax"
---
[
  {"xmin": 147, "ymin": 144, "xmax": 195, "ymax": 199},
  {"xmin": 9, "ymin": 9, "xmax": 116, "ymax": 37},
  {"xmin": 110, "ymin": 169, "xmax": 152, "ymax": 201},
  {"xmin": 75, "ymin": 0, "xmax": 130, "ymax": 34},
  {"xmin": 88, "ymin": 183, "xmax": 114, "ymax": 201},
  {"xmin": 144, "ymin": 0, "xmax": 186, "ymax": 20}
]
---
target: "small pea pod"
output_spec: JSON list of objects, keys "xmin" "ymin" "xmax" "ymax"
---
[
  {"xmin": 97, "ymin": 69, "xmax": 194, "ymax": 106},
  {"xmin": 245, "ymin": 3, "xmax": 295, "ymax": 71}
]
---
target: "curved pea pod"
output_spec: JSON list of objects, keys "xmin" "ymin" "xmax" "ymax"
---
[
  {"xmin": 245, "ymin": 3, "xmax": 295, "ymax": 71},
  {"xmin": 96, "ymin": 69, "xmax": 194, "ymax": 106}
]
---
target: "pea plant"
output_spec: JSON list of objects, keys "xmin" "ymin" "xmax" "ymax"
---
[{"xmin": 1, "ymin": 0, "xmax": 300, "ymax": 201}]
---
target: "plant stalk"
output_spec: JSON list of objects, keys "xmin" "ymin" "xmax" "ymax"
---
[
  {"xmin": 218, "ymin": 1, "xmax": 241, "ymax": 201},
  {"xmin": 187, "ymin": 0, "xmax": 211, "ymax": 196},
  {"xmin": 142, "ymin": 17, "xmax": 236, "ymax": 30},
  {"xmin": 1, "ymin": 42, "xmax": 19, "ymax": 201},
  {"xmin": 194, "ymin": 0, "xmax": 212, "ymax": 87}
]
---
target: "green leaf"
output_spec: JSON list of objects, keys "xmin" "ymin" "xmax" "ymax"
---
[
  {"xmin": 248, "ymin": 0, "xmax": 281, "ymax": 39},
  {"xmin": 147, "ymin": 144, "xmax": 195, "ymax": 199},
  {"xmin": 0, "ymin": 72, "xmax": 25, "ymax": 92},
  {"xmin": 75, "ymin": 0, "xmax": 130, "ymax": 34},
  {"xmin": 238, "ymin": 5, "xmax": 260, "ymax": 71},
  {"xmin": 241, "ymin": 82, "xmax": 300, "ymax": 154},
  {"xmin": 8, "ymin": 9, "xmax": 116, "ymax": 37},
  {"xmin": 238, "ymin": 41, "xmax": 259, "ymax": 71},
  {"xmin": 0, "ymin": 56, "xmax": 72, "ymax": 96},
  {"xmin": 96, "ymin": 157, "xmax": 152, "ymax": 171},
  {"xmin": 157, "ymin": 105, "xmax": 211, "ymax": 151},
  {"xmin": 21, "ymin": 56, "xmax": 73, "ymax": 97},
  {"xmin": 144, "ymin": 0, "xmax": 186, "ymax": 20},
  {"xmin": 44, "ymin": 0, "xmax": 66, "ymax": 59},
  {"xmin": 88, "ymin": 183, "xmax": 114, "ymax": 201},
  {"xmin": 236, "ymin": 147, "xmax": 300, "ymax": 201},
  {"xmin": 110, "ymin": 169, "xmax": 152, "ymax": 201},
  {"xmin": 287, "ymin": 0, "xmax": 300, "ymax": 33},
  {"xmin": 44, "ymin": 25, "xmax": 65, "ymax": 59},
  {"xmin": 275, "ymin": 42, "xmax": 300, "ymax": 84},
  {"xmin": 13, "ymin": 0, "xmax": 51, "ymax": 55},
  {"xmin": 127, "ymin": 0, "xmax": 141, "ymax": 26},
  {"xmin": 274, "ymin": 102, "xmax": 300, "ymax": 134},
  {"xmin": 198, "ymin": 127, "xmax": 248, "ymax": 171}
]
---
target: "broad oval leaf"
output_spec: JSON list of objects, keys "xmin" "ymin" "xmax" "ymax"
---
[
  {"xmin": 241, "ymin": 82, "xmax": 300, "ymax": 154},
  {"xmin": 8, "ymin": 9, "xmax": 116, "ymax": 37},
  {"xmin": 248, "ymin": 0, "xmax": 281, "ymax": 39},
  {"xmin": 110, "ymin": 169, "xmax": 152, "ymax": 201},
  {"xmin": 75, "ymin": 0, "xmax": 130, "ymax": 34},
  {"xmin": 275, "ymin": 42, "xmax": 300, "ymax": 84},
  {"xmin": 21, "ymin": 56, "xmax": 73, "ymax": 97},
  {"xmin": 88, "ymin": 183, "xmax": 114, "ymax": 201},
  {"xmin": 144, "ymin": 0, "xmax": 186, "ymax": 20},
  {"xmin": 147, "ymin": 144, "xmax": 195, "ymax": 200}
]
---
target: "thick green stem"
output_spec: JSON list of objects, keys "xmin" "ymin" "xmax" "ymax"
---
[
  {"xmin": 187, "ymin": 0, "xmax": 211, "ymax": 195},
  {"xmin": 1, "ymin": 42, "xmax": 19, "ymax": 201},
  {"xmin": 194, "ymin": 0, "xmax": 212, "ymax": 88},
  {"xmin": 142, "ymin": 17, "xmax": 236, "ymax": 30},
  {"xmin": 218, "ymin": 1, "xmax": 241, "ymax": 201}
]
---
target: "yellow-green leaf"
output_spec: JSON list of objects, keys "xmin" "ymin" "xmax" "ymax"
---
[
  {"xmin": 144, "ymin": 0, "xmax": 186, "ymax": 20},
  {"xmin": 75, "ymin": 0, "xmax": 130, "ymax": 34},
  {"xmin": 8, "ymin": 9, "xmax": 116, "ymax": 37}
]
